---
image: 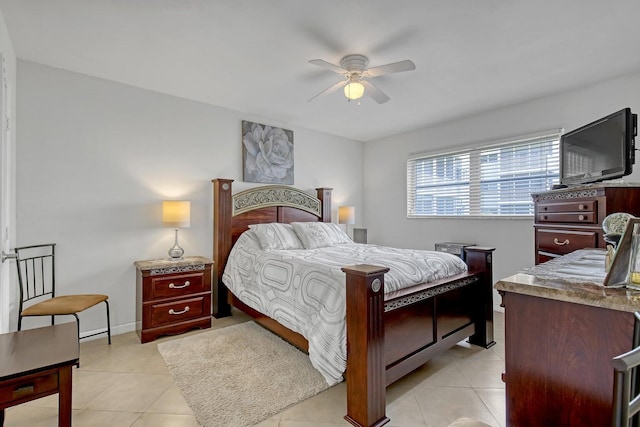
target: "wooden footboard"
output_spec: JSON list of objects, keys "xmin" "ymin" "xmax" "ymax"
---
[{"xmin": 341, "ymin": 247, "xmax": 494, "ymax": 427}]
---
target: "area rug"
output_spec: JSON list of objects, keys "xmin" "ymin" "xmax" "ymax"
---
[{"xmin": 157, "ymin": 321, "xmax": 332, "ymax": 427}]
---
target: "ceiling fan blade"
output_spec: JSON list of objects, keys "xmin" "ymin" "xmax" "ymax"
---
[
  {"xmin": 362, "ymin": 80, "xmax": 390, "ymax": 104},
  {"xmin": 307, "ymin": 79, "xmax": 348, "ymax": 102},
  {"xmin": 308, "ymin": 59, "xmax": 348, "ymax": 75},
  {"xmin": 366, "ymin": 60, "xmax": 416, "ymax": 77}
]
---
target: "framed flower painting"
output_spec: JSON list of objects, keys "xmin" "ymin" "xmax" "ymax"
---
[{"xmin": 242, "ymin": 120, "xmax": 294, "ymax": 184}]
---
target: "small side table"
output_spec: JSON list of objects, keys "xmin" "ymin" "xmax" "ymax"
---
[
  {"xmin": 0, "ymin": 322, "xmax": 79, "ymax": 427},
  {"xmin": 352, "ymin": 228, "xmax": 367, "ymax": 244},
  {"xmin": 135, "ymin": 256, "xmax": 213, "ymax": 343},
  {"xmin": 434, "ymin": 242, "xmax": 477, "ymax": 261}
]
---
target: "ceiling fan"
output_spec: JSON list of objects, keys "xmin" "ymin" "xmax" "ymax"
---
[{"xmin": 308, "ymin": 54, "xmax": 416, "ymax": 104}]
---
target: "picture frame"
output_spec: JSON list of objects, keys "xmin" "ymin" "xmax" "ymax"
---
[
  {"xmin": 603, "ymin": 217, "xmax": 640, "ymax": 287},
  {"xmin": 242, "ymin": 120, "xmax": 294, "ymax": 184}
]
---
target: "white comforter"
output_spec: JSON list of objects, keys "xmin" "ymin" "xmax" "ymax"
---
[{"xmin": 222, "ymin": 230, "xmax": 467, "ymax": 385}]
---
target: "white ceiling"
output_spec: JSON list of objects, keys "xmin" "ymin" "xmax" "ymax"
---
[{"xmin": 2, "ymin": 0, "xmax": 640, "ymax": 142}]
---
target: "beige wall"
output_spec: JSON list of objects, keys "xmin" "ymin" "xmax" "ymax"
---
[
  {"xmin": 15, "ymin": 60, "xmax": 364, "ymax": 335},
  {"xmin": 364, "ymin": 70, "xmax": 640, "ymax": 290},
  {"xmin": 13, "ymin": 54, "xmax": 640, "ymax": 334}
]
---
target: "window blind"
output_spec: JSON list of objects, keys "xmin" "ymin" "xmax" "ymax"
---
[{"xmin": 407, "ymin": 130, "xmax": 560, "ymax": 218}]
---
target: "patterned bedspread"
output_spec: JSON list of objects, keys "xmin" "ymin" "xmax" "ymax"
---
[{"xmin": 222, "ymin": 230, "xmax": 467, "ymax": 385}]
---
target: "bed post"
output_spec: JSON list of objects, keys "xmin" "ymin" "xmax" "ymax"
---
[
  {"xmin": 464, "ymin": 246, "xmax": 496, "ymax": 349},
  {"xmin": 341, "ymin": 264, "xmax": 391, "ymax": 427},
  {"xmin": 316, "ymin": 187, "xmax": 332, "ymax": 222},
  {"xmin": 212, "ymin": 178, "xmax": 233, "ymax": 318}
]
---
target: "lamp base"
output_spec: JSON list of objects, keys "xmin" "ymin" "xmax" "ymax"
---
[
  {"xmin": 167, "ymin": 247, "xmax": 184, "ymax": 260},
  {"xmin": 167, "ymin": 228, "xmax": 185, "ymax": 260}
]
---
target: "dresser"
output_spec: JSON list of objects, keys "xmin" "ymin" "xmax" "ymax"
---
[
  {"xmin": 135, "ymin": 257, "xmax": 212, "ymax": 343},
  {"xmin": 532, "ymin": 184, "xmax": 640, "ymax": 264},
  {"xmin": 495, "ymin": 251, "xmax": 639, "ymax": 427}
]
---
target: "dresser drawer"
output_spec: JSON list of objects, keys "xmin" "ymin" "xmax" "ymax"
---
[
  {"xmin": 537, "ymin": 200, "xmax": 596, "ymax": 214},
  {"xmin": 537, "ymin": 229, "xmax": 598, "ymax": 255},
  {"xmin": 537, "ymin": 212, "xmax": 597, "ymax": 224},
  {"xmin": 0, "ymin": 372, "xmax": 58, "ymax": 405},
  {"xmin": 149, "ymin": 272, "xmax": 206, "ymax": 299},
  {"xmin": 147, "ymin": 295, "xmax": 211, "ymax": 328}
]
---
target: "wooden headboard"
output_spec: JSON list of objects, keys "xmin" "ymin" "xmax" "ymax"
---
[{"xmin": 212, "ymin": 178, "xmax": 332, "ymax": 317}]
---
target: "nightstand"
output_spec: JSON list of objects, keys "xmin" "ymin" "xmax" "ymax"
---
[{"xmin": 134, "ymin": 256, "xmax": 212, "ymax": 343}]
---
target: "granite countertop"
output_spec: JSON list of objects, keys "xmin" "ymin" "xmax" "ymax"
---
[
  {"xmin": 495, "ymin": 249, "xmax": 640, "ymax": 313},
  {"xmin": 134, "ymin": 256, "xmax": 212, "ymax": 271},
  {"xmin": 495, "ymin": 272, "xmax": 640, "ymax": 313}
]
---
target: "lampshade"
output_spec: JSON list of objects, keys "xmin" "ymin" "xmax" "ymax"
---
[
  {"xmin": 162, "ymin": 201, "xmax": 191, "ymax": 228},
  {"xmin": 343, "ymin": 82, "xmax": 364, "ymax": 100},
  {"xmin": 338, "ymin": 206, "xmax": 355, "ymax": 225}
]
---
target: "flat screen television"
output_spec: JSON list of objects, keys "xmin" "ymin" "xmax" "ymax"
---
[{"xmin": 560, "ymin": 108, "xmax": 637, "ymax": 186}]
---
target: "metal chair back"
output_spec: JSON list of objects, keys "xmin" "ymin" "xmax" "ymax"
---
[
  {"xmin": 14, "ymin": 243, "xmax": 57, "ymax": 329},
  {"xmin": 612, "ymin": 312, "xmax": 640, "ymax": 427}
]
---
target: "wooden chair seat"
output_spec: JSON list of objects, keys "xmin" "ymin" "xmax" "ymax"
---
[{"xmin": 21, "ymin": 294, "xmax": 108, "ymax": 316}]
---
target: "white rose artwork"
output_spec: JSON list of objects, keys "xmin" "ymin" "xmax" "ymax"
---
[{"xmin": 242, "ymin": 120, "xmax": 294, "ymax": 184}]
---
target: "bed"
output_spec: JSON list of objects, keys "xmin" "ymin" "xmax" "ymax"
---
[{"xmin": 212, "ymin": 179, "xmax": 495, "ymax": 427}]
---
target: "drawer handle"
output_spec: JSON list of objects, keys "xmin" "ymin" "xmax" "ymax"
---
[
  {"xmin": 554, "ymin": 238, "xmax": 570, "ymax": 246},
  {"xmin": 13, "ymin": 384, "xmax": 35, "ymax": 399},
  {"xmin": 578, "ymin": 215, "xmax": 586, "ymax": 221},
  {"xmin": 169, "ymin": 306, "xmax": 190, "ymax": 315},
  {"xmin": 169, "ymin": 281, "xmax": 190, "ymax": 289},
  {"xmin": 578, "ymin": 204, "xmax": 586, "ymax": 210}
]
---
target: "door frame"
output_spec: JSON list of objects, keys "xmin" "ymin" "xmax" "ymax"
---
[{"xmin": 0, "ymin": 53, "xmax": 12, "ymax": 333}]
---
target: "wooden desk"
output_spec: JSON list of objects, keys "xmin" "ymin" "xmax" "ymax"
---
[
  {"xmin": 495, "ymin": 251, "xmax": 639, "ymax": 427},
  {"xmin": 0, "ymin": 323, "xmax": 79, "ymax": 427}
]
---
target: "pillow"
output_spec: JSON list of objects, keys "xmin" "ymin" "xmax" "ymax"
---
[
  {"xmin": 291, "ymin": 222, "xmax": 353, "ymax": 249},
  {"xmin": 236, "ymin": 229, "xmax": 263, "ymax": 250},
  {"xmin": 248, "ymin": 223, "xmax": 304, "ymax": 250}
]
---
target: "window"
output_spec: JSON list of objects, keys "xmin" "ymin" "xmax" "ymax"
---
[{"xmin": 407, "ymin": 130, "xmax": 560, "ymax": 217}]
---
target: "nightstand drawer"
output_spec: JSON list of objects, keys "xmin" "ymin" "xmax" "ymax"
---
[
  {"xmin": 0, "ymin": 372, "xmax": 58, "ymax": 405},
  {"xmin": 150, "ymin": 272, "xmax": 205, "ymax": 299},
  {"xmin": 148, "ymin": 295, "xmax": 211, "ymax": 328},
  {"xmin": 537, "ymin": 229, "xmax": 598, "ymax": 255}
]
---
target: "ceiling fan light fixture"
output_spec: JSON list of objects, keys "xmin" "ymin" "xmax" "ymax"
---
[
  {"xmin": 343, "ymin": 81, "xmax": 364, "ymax": 100},
  {"xmin": 309, "ymin": 54, "xmax": 415, "ymax": 104}
]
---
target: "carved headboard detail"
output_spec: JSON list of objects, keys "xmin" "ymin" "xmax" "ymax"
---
[
  {"xmin": 232, "ymin": 185, "xmax": 322, "ymax": 217},
  {"xmin": 212, "ymin": 178, "xmax": 332, "ymax": 317}
]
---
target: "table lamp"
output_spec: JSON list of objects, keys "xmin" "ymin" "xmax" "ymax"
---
[
  {"xmin": 338, "ymin": 206, "xmax": 355, "ymax": 238},
  {"xmin": 162, "ymin": 200, "xmax": 191, "ymax": 260}
]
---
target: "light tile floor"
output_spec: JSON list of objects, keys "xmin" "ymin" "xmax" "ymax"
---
[{"xmin": 4, "ymin": 311, "xmax": 505, "ymax": 427}]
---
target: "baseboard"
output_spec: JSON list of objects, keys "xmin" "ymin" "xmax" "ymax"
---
[{"xmin": 80, "ymin": 321, "xmax": 137, "ymax": 341}]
